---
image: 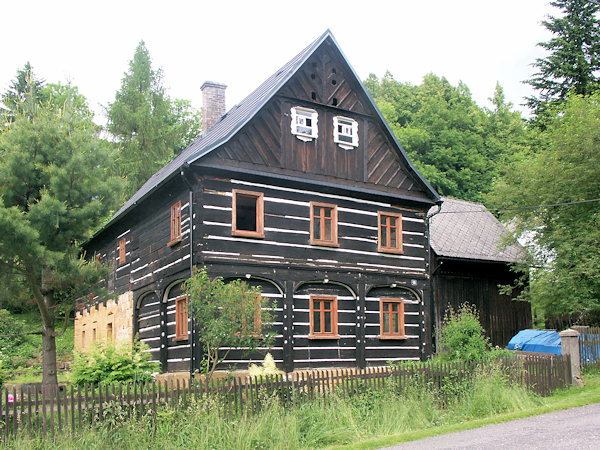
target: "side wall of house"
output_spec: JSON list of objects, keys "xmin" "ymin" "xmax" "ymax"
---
[{"xmin": 432, "ymin": 257, "xmax": 532, "ymax": 348}]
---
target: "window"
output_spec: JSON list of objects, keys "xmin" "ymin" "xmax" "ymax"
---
[
  {"xmin": 106, "ymin": 323, "xmax": 113, "ymax": 343},
  {"xmin": 92, "ymin": 328, "xmax": 97, "ymax": 344},
  {"xmin": 241, "ymin": 294, "xmax": 263, "ymax": 336},
  {"xmin": 378, "ymin": 211, "xmax": 403, "ymax": 254},
  {"xmin": 82, "ymin": 330, "xmax": 85, "ymax": 349},
  {"xmin": 310, "ymin": 202, "xmax": 338, "ymax": 247},
  {"xmin": 169, "ymin": 201, "xmax": 182, "ymax": 245},
  {"xmin": 309, "ymin": 295, "xmax": 339, "ymax": 339},
  {"xmin": 232, "ymin": 190, "xmax": 265, "ymax": 238},
  {"xmin": 379, "ymin": 298, "xmax": 406, "ymax": 339},
  {"xmin": 333, "ymin": 116, "xmax": 359, "ymax": 149},
  {"xmin": 118, "ymin": 238, "xmax": 126, "ymax": 265},
  {"xmin": 174, "ymin": 295, "xmax": 188, "ymax": 341},
  {"xmin": 291, "ymin": 106, "xmax": 318, "ymax": 142}
]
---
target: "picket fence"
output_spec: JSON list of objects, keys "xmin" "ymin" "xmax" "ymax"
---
[
  {"xmin": 579, "ymin": 326, "xmax": 600, "ymax": 366},
  {"xmin": 0, "ymin": 354, "xmax": 571, "ymax": 440}
]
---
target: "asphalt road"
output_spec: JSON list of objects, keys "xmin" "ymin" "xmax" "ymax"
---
[{"xmin": 385, "ymin": 403, "xmax": 600, "ymax": 449}]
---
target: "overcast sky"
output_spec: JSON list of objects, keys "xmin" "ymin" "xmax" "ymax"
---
[{"xmin": 1, "ymin": 0, "xmax": 555, "ymax": 124}]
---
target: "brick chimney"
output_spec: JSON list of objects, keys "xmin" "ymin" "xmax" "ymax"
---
[{"xmin": 201, "ymin": 81, "xmax": 227, "ymax": 133}]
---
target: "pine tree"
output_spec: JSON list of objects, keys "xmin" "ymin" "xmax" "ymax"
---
[
  {"xmin": 526, "ymin": 0, "xmax": 600, "ymax": 120},
  {"xmin": 1, "ymin": 62, "xmax": 47, "ymax": 122},
  {"xmin": 0, "ymin": 87, "xmax": 122, "ymax": 386},
  {"xmin": 107, "ymin": 41, "xmax": 201, "ymax": 196}
]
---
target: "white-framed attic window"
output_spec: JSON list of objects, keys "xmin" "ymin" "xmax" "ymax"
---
[
  {"xmin": 333, "ymin": 116, "xmax": 359, "ymax": 150},
  {"xmin": 291, "ymin": 106, "xmax": 318, "ymax": 142}
]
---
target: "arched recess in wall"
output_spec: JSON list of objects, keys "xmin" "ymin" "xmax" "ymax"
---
[
  {"xmin": 135, "ymin": 291, "xmax": 161, "ymax": 364},
  {"xmin": 295, "ymin": 279, "xmax": 357, "ymax": 299},
  {"xmin": 366, "ymin": 285, "xmax": 421, "ymax": 302}
]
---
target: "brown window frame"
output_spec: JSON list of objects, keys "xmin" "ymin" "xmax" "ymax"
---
[
  {"xmin": 174, "ymin": 295, "xmax": 188, "ymax": 341},
  {"xmin": 240, "ymin": 294, "xmax": 263, "ymax": 337},
  {"xmin": 169, "ymin": 201, "xmax": 182, "ymax": 246},
  {"xmin": 379, "ymin": 298, "xmax": 406, "ymax": 340},
  {"xmin": 377, "ymin": 211, "xmax": 403, "ymax": 254},
  {"xmin": 309, "ymin": 202, "xmax": 339, "ymax": 247},
  {"xmin": 232, "ymin": 190, "xmax": 265, "ymax": 238},
  {"xmin": 309, "ymin": 295, "xmax": 339, "ymax": 339},
  {"xmin": 118, "ymin": 238, "xmax": 126, "ymax": 265}
]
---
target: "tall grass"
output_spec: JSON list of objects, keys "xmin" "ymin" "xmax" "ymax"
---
[{"xmin": 6, "ymin": 365, "xmax": 543, "ymax": 450}]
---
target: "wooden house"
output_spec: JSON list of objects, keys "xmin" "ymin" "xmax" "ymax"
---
[
  {"xmin": 429, "ymin": 198, "xmax": 532, "ymax": 347},
  {"xmin": 76, "ymin": 30, "xmax": 442, "ymax": 374}
]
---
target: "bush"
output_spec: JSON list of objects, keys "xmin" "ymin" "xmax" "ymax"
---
[
  {"xmin": 438, "ymin": 303, "xmax": 490, "ymax": 362},
  {"xmin": 72, "ymin": 339, "xmax": 159, "ymax": 385},
  {"xmin": 248, "ymin": 353, "xmax": 282, "ymax": 377}
]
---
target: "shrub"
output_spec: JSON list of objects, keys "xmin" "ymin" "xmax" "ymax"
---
[
  {"xmin": 72, "ymin": 339, "xmax": 159, "ymax": 385},
  {"xmin": 438, "ymin": 303, "xmax": 490, "ymax": 362},
  {"xmin": 248, "ymin": 353, "xmax": 282, "ymax": 377}
]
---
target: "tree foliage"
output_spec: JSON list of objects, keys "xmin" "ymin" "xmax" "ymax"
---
[
  {"xmin": 1, "ymin": 62, "xmax": 47, "ymax": 122},
  {"xmin": 107, "ymin": 41, "xmax": 201, "ymax": 196},
  {"xmin": 365, "ymin": 73, "xmax": 530, "ymax": 201},
  {"xmin": 185, "ymin": 268, "xmax": 275, "ymax": 380},
  {"xmin": 526, "ymin": 0, "xmax": 600, "ymax": 122},
  {"xmin": 0, "ymin": 87, "xmax": 122, "ymax": 385},
  {"xmin": 488, "ymin": 93, "xmax": 600, "ymax": 318}
]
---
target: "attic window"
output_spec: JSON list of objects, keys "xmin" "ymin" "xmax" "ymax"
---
[
  {"xmin": 333, "ymin": 116, "xmax": 358, "ymax": 150},
  {"xmin": 291, "ymin": 106, "xmax": 318, "ymax": 142}
]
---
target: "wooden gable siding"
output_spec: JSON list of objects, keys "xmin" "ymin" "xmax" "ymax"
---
[
  {"xmin": 202, "ymin": 42, "xmax": 429, "ymax": 198},
  {"xmin": 367, "ymin": 119, "xmax": 424, "ymax": 193},
  {"xmin": 279, "ymin": 41, "xmax": 367, "ymax": 114},
  {"xmin": 213, "ymin": 100, "xmax": 282, "ymax": 167},
  {"xmin": 198, "ymin": 177, "xmax": 429, "ymax": 277}
]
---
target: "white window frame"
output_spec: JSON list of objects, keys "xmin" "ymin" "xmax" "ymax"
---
[
  {"xmin": 333, "ymin": 116, "xmax": 359, "ymax": 150},
  {"xmin": 291, "ymin": 106, "xmax": 318, "ymax": 142}
]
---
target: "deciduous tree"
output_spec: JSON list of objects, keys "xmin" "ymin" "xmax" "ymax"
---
[
  {"xmin": 488, "ymin": 93, "xmax": 600, "ymax": 319},
  {"xmin": 185, "ymin": 268, "xmax": 275, "ymax": 380}
]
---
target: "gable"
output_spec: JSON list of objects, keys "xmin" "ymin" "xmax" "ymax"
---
[
  {"xmin": 278, "ymin": 39, "xmax": 368, "ymax": 114},
  {"xmin": 203, "ymin": 36, "xmax": 431, "ymax": 199}
]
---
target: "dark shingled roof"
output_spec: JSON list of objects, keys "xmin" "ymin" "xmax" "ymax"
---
[
  {"xmin": 430, "ymin": 197, "xmax": 523, "ymax": 263},
  {"xmin": 102, "ymin": 30, "xmax": 439, "ymax": 233}
]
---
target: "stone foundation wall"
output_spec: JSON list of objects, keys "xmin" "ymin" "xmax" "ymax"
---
[{"xmin": 74, "ymin": 291, "xmax": 133, "ymax": 352}]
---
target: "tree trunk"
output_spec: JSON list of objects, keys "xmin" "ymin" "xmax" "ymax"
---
[{"xmin": 41, "ymin": 326, "xmax": 58, "ymax": 387}]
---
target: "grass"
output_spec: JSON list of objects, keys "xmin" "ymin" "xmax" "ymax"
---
[
  {"xmin": 342, "ymin": 367, "xmax": 600, "ymax": 449},
  {"xmin": 6, "ymin": 366, "xmax": 600, "ymax": 449}
]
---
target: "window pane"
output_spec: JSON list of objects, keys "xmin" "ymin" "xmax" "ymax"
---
[
  {"xmin": 392, "ymin": 303, "xmax": 399, "ymax": 312},
  {"xmin": 383, "ymin": 313, "xmax": 390, "ymax": 333},
  {"xmin": 324, "ymin": 207, "xmax": 331, "ymax": 218},
  {"xmin": 314, "ymin": 217, "xmax": 321, "ymax": 240},
  {"xmin": 236, "ymin": 195, "xmax": 257, "ymax": 231},
  {"xmin": 324, "ymin": 311, "xmax": 331, "ymax": 332},
  {"xmin": 313, "ymin": 311, "xmax": 321, "ymax": 333},
  {"xmin": 324, "ymin": 219, "xmax": 332, "ymax": 241},
  {"xmin": 390, "ymin": 227, "xmax": 397, "ymax": 247},
  {"xmin": 323, "ymin": 301, "xmax": 330, "ymax": 310},
  {"xmin": 381, "ymin": 226, "xmax": 387, "ymax": 247},
  {"xmin": 393, "ymin": 313, "xmax": 399, "ymax": 334}
]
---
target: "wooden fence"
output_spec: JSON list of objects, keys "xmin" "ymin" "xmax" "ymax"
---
[
  {"xmin": 0, "ymin": 354, "xmax": 571, "ymax": 440},
  {"xmin": 579, "ymin": 326, "xmax": 600, "ymax": 367}
]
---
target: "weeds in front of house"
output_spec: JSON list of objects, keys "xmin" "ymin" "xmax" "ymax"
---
[{"xmin": 6, "ymin": 363, "xmax": 545, "ymax": 450}]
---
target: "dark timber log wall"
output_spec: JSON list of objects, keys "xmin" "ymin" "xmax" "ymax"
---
[{"xmin": 432, "ymin": 257, "xmax": 532, "ymax": 348}]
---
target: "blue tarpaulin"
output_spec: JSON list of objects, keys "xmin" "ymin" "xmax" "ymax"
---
[{"xmin": 507, "ymin": 329, "xmax": 562, "ymax": 355}]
